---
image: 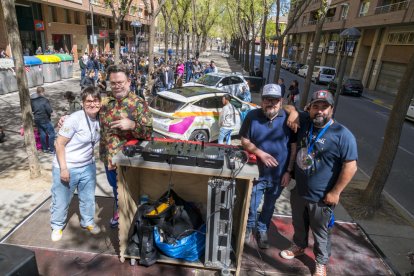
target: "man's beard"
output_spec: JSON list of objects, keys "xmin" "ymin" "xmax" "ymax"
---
[
  {"xmin": 263, "ymin": 106, "xmax": 279, "ymax": 119},
  {"xmin": 313, "ymin": 114, "xmax": 329, "ymax": 127}
]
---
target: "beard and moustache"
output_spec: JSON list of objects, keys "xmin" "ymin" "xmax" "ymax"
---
[
  {"xmin": 313, "ymin": 114, "xmax": 330, "ymax": 127},
  {"xmin": 263, "ymin": 105, "xmax": 279, "ymax": 119}
]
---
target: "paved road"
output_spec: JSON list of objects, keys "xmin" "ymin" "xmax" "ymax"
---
[{"xmin": 251, "ymin": 55, "xmax": 414, "ymax": 218}]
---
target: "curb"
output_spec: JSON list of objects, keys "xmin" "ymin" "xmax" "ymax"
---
[{"xmin": 361, "ymin": 95, "xmax": 393, "ymax": 110}]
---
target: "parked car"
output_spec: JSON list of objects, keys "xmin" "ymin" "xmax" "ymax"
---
[
  {"xmin": 328, "ymin": 77, "xmax": 364, "ymax": 96},
  {"xmin": 297, "ymin": 65, "xmax": 309, "ymax": 78},
  {"xmin": 183, "ymin": 72, "xmax": 249, "ymax": 96},
  {"xmin": 149, "ymin": 86, "xmax": 258, "ymax": 142},
  {"xmin": 289, "ymin": 63, "xmax": 304, "ymax": 74},
  {"xmin": 312, "ymin": 66, "xmax": 336, "ymax": 84},
  {"xmin": 407, "ymin": 99, "xmax": 414, "ymax": 122},
  {"xmin": 267, "ymin": 54, "xmax": 277, "ymax": 64},
  {"xmin": 281, "ymin": 59, "xmax": 292, "ymax": 69}
]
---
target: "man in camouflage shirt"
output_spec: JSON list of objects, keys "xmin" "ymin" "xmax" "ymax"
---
[{"xmin": 101, "ymin": 64, "xmax": 152, "ymax": 227}]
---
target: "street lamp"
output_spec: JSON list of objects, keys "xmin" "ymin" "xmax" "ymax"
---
[
  {"xmin": 89, "ymin": 0, "xmax": 96, "ymax": 51},
  {"xmin": 333, "ymin": 27, "xmax": 361, "ymax": 114},
  {"xmin": 131, "ymin": 21, "xmax": 142, "ymax": 72}
]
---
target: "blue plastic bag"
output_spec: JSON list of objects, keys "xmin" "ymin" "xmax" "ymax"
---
[{"xmin": 154, "ymin": 225, "xmax": 206, "ymax": 262}]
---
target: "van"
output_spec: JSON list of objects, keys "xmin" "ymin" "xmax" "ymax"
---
[{"xmin": 312, "ymin": 66, "xmax": 336, "ymax": 84}]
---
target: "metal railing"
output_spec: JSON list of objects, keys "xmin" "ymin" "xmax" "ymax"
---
[{"xmin": 375, "ymin": 0, "xmax": 410, "ymax": 14}]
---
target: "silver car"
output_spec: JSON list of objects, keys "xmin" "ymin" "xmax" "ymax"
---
[{"xmin": 184, "ymin": 72, "xmax": 249, "ymax": 96}]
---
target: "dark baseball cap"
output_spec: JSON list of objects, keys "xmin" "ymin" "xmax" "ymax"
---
[{"xmin": 310, "ymin": 90, "xmax": 334, "ymax": 106}]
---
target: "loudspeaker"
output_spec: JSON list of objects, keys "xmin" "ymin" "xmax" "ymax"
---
[{"xmin": 0, "ymin": 244, "xmax": 39, "ymax": 276}]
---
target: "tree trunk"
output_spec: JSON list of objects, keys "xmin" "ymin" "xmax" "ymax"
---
[
  {"xmin": 1, "ymin": 0, "xmax": 41, "ymax": 178},
  {"xmin": 362, "ymin": 53, "xmax": 414, "ymax": 210},
  {"xmin": 146, "ymin": 20, "xmax": 156, "ymax": 96},
  {"xmin": 273, "ymin": 37, "xmax": 284, "ymax": 83},
  {"xmin": 114, "ymin": 22, "xmax": 121, "ymax": 64},
  {"xmin": 259, "ymin": 10, "xmax": 268, "ymax": 73},
  {"xmin": 300, "ymin": 3, "xmax": 328, "ymax": 109},
  {"xmin": 181, "ymin": 32, "xmax": 185, "ymax": 59},
  {"xmin": 244, "ymin": 40, "xmax": 250, "ymax": 72},
  {"xmin": 164, "ymin": 21, "xmax": 169, "ymax": 61},
  {"xmin": 250, "ymin": 40, "xmax": 255, "ymax": 73}
]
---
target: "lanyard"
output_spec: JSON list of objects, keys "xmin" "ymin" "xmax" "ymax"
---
[
  {"xmin": 307, "ymin": 119, "xmax": 333, "ymax": 154},
  {"xmin": 83, "ymin": 110, "xmax": 97, "ymax": 150}
]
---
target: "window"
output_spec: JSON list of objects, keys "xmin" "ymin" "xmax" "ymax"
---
[
  {"xmin": 341, "ymin": 4, "xmax": 349, "ymax": 20},
  {"xmin": 149, "ymin": 96, "xmax": 184, "ymax": 113},
  {"xmin": 193, "ymin": 97, "xmax": 221, "ymax": 109},
  {"xmin": 359, "ymin": 0, "xmax": 370, "ymax": 17},
  {"xmin": 229, "ymin": 76, "xmax": 243, "ymax": 85},
  {"xmin": 48, "ymin": 6, "xmax": 57, "ymax": 22},
  {"xmin": 74, "ymin": 11, "xmax": 80, "ymax": 24},
  {"xmin": 219, "ymin": 77, "xmax": 231, "ymax": 87},
  {"xmin": 63, "ymin": 9, "xmax": 71, "ymax": 24},
  {"xmin": 130, "ymin": 5, "xmax": 137, "ymax": 16}
]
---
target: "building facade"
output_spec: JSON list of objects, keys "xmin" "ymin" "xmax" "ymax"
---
[
  {"xmin": 0, "ymin": 0, "xmax": 150, "ymax": 61},
  {"xmin": 286, "ymin": 0, "xmax": 414, "ymax": 94}
]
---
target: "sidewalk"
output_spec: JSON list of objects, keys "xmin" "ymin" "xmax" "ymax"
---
[{"xmin": 0, "ymin": 53, "xmax": 413, "ymax": 275}]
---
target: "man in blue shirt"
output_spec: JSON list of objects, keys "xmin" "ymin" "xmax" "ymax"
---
[
  {"xmin": 239, "ymin": 83, "xmax": 297, "ymax": 249},
  {"xmin": 280, "ymin": 90, "xmax": 358, "ymax": 276}
]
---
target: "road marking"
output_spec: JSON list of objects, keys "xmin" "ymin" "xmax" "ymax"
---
[
  {"xmin": 358, "ymin": 167, "xmax": 371, "ymax": 179},
  {"xmin": 376, "ymin": 111, "xmax": 388, "ymax": 118},
  {"xmin": 380, "ymin": 137, "xmax": 414, "ymax": 156}
]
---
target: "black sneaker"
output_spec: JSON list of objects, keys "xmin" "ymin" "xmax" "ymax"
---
[
  {"xmin": 256, "ymin": 231, "xmax": 269, "ymax": 249},
  {"xmin": 245, "ymin": 228, "xmax": 252, "ymax": 243}
]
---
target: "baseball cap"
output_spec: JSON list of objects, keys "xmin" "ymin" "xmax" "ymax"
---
[
  {"xmin": 310, "ymin": 90, "xmax": 334, "ymax": 105},
  {"xmin": 262, "ymin": 84, "xmax": 282, "ymax": 99}
]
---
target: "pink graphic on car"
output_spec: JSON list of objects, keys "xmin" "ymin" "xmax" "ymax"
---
[{"xmin": 168, "ymin": 117, "xmax": 196, "ymax": 134}]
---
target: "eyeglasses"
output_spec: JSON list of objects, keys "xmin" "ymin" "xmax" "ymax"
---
[
  {"xmin": 84, "ymin": 99, "xmax": 101, "ymax": 105},
  {"xmin": 110, "ymin": 80, "xmax": 127, "ymax": 87}
]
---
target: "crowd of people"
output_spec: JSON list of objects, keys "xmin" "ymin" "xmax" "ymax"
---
[{"xmin": 9, "ymin": 45, "xmax": 358, "ymax": 276}]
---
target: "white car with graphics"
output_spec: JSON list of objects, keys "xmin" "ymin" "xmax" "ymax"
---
[{"xmin": 149, "ymin": 86, "xmax": 258, "ymax": 142}]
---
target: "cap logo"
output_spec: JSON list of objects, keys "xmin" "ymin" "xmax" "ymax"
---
[{"xmin": 318, "ymin": 91, "xmax": 327, "ymax": 98}]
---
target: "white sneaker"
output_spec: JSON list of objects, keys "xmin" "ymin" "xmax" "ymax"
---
[{"xmin": 51, "ymin": 229, "xmax": 63, "ymax": 242}]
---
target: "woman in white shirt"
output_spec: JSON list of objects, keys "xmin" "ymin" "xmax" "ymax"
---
[{"xmin": 50, "ymin": 87, "xmax": 101, "ymax": 241}]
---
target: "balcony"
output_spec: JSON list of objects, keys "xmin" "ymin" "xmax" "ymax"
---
[{"xmin": 375, "ymin": 0, "xmax": 410, "ymax": 14}]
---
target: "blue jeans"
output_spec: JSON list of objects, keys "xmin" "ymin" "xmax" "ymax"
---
[
  {"xmin": 50, "ymin": 163, "xmax": 97, "ymax": 230},
  {"xmin": 35, "ymin": 120, "xmax": 55, "ymax": 152},
  {"xmin": 218, "ymin": 127, "xmax": 232, "ymax": 145},
  {"xmin": 247, "ymin": 179, "xmax": 284, "ymax": 233},
  {"xmin": 105, "ymin": 166, "xmax": 118, "ymax": 208},
  {"xmin": 185, "ymin": 70, "xmax": 192, "ymax": 83}
]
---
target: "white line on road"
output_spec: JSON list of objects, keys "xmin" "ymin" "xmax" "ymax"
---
[{"xmin": 380, "ymin": 137, "xmax": 414, "ymax": 157}]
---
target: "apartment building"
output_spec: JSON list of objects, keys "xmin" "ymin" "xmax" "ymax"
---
[
  {"xmin": 286, "ymin": 0, "xmax": 414, "ymax": 94},
  {"xmin": 0, "ymin": 0, "xmax": 149, "ymax": 61}
]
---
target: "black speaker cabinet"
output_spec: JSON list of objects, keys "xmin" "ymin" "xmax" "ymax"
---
[{"xmin": 0, "ymin": 244, "xmax": 39, "ymax": 276}]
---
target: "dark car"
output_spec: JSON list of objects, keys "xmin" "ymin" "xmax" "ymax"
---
[
  {"xmin": 328, "ymin": 77, "xmax": 364, "ymax": 96},
  {"xmin": 289, "ymin": 63, "xmax": 304, "ymax": 74}
]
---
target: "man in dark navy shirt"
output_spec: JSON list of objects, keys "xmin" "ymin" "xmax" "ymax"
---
[
  {"xmin": 280, "ymin": 90, "xmax": 358, "ymax": 276},
  {"xmin": 240, "ymin": 84, "xmax": 297, "ymax": 249}
]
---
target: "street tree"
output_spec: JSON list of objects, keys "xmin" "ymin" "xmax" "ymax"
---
[
  {"xmin": 272, "ymin": 0, "xmax": 311, "ymax": 83},
  {"xmin": 1, "ymin": 0, "xmax": 41, "ymax": 178},
  {"xmin": 361, "ymin": 53, "xmax": 414, "ymax": 215},
  {"xmin": 160, "ymin": 0, "xmax": 176, "ymax": 60},
  {"xmin": 299, "ymin": 0, "xmax": 330, "ymax": 109},
  {"xmin": 171, "ymin": 0, "xmax": 191, "ymax": 58},
  {"xmin": 105, "ymin": 0, "xmax": 135, "ymax": 64},
  {"xmin": 142, "ymin": 0, "xmax": 167, "ymax": 93}
]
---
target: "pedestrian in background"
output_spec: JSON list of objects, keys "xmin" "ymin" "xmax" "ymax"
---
[
  {"xmin": 30, "ymin": 86, "xmax": 55, "ymax": 154},
  {"xmin": 278, "ymin": 78, "xmax": 286, "ymax": 98},
  {"xmin": 281, "ymin": 90, "xmax": 358, "ymax": 276},
  {"xmin": 63, "ymin": 91, "xmax": 82, "ymax": 115},
  {"xmin": 218, "ymin": 94, "xmax": 236, "ymax": 145},
  {"xmin": 81, "ymin": 70, "xmax": 96, "ymax": 90},
  {"xmin": 50, "ymin": 87, "xmax": 102, "ymax": 242},
  {"xmin": 239, "ymin": 83, "xmax": 297, "ymax": 249},
  {"xmin": 288, "ymin": 80, "xmax": 300, "ymax": 108}
]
